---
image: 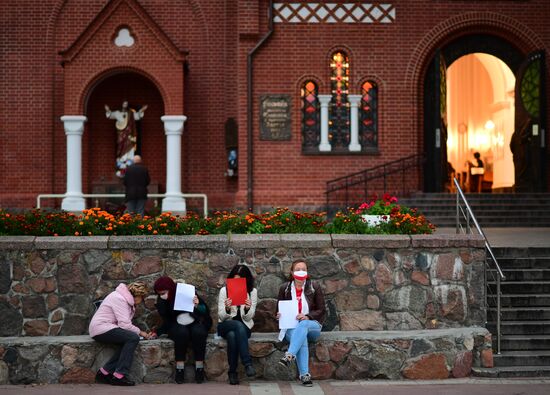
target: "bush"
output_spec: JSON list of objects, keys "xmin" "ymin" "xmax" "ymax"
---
[{"xmin": 0, "ymin": 203, "xmax": 434, "ymax": 236}]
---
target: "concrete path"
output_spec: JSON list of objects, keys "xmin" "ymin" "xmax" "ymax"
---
[
  {"xmin": 435, "ymin": 227, "xmax": 550, "ymax": 248},
  {"xmin": 1, "ymin": 379, "xmax": 550, "ymax": 395}
]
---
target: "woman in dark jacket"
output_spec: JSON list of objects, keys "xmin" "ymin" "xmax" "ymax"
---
[
  {"xmin": 276, "ymin": 259, "xmax": 326, "ymax": 387},
  {"xmin": 152, "ymin": 276, "xmax": 212, "ymax": 384}
]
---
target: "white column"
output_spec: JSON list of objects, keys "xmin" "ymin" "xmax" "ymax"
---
[
  {"xmin": 161, "ymin": 115, "xmax": 187, "ymax": 214},
  {"xmin": 348, "ymin": 94, "xmax": 362, "ymax": 152},
  {"xmin": 60, "ymin": 115, "xmax": 87, "ymax": 212},
  {"xmin": 318, "ymin": 94, "xmax": 332, "ymax": 152}
]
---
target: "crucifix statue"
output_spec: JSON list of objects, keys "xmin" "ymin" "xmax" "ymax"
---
[{"xmin": 105, "ymin": 100, "xmax": 148, "ymax": 178}]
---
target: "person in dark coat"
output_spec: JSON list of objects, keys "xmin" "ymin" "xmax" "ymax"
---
[
  {"xmin": 151, "ymin": 276, "xmax": 212, "ymax": 384},
  {"xmin": 123, "ymin": 155, "xmax": 150, "ymax": 216}
]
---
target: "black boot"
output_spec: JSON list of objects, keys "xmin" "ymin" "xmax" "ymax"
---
[
  {"xmin": 110, "ymin": 375, "xmax": 135, "ymax": 386},
  {"xmin": 195, "ymin": 367, "xmax": 205, "ymax": 384},
  {"xmin": 228, "ymin": 371, "xmax": 239, "ymax": 385},
  {"xmin": 94, "ymin": 370, "xmax": 111, "ymax": 384},
  {"xmin": 175, "ymin": 368, "xmax": 185, "ymax": 384},
  {"xmin": 245, "ymin": 364, "xmax": 256, "ymax": 377}
]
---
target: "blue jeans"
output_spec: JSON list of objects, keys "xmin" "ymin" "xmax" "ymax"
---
[
  {"xmin": 217, "ymin": 320, "xmax": 252, "ymax": 373},
  {"xmin": 284, "ymin": 320, "xmax": 322, "ymax": 376}
]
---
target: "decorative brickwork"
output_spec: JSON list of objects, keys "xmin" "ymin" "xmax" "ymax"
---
[{"xmin": 1, "ymin": 1, "xmax": 548, "ymax": 209}]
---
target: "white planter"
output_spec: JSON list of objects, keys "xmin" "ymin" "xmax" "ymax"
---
[{"xmin": 362, "ymin": 214, "xmax": 390, "ymax": 227}]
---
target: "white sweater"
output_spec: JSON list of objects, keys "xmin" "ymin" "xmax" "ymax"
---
[{"xmin": 217, "ymin": 287, "xmax": 257, "ymax": 330}]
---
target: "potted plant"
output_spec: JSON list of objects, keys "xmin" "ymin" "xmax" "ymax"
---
[{"xmin": 356, "ymin": 193, "xmax": 399, "ymax": 226}]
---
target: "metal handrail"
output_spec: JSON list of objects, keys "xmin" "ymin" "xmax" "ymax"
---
[
  {"xmin": 36, "ymin": 193, "xmax": 208, "ymax": 218},
  {"xmin": 453, "ymin": 178, "xmax": 505, "ymax": 354},
  {"xmin": 325, "ymin": 153, "xmax": 424, "ymax": 209}
]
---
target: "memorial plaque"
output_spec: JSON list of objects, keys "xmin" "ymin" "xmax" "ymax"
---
[{"xmin": 260, "ymin": 95, "xmax": 291, "ymax": 141}]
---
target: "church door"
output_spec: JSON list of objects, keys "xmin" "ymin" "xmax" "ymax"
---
[{"xmin": 512, "ymin": 51, "xmax": 547, "ymax": 192}]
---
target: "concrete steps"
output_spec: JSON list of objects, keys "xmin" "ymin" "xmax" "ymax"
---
[
  {"xmin": 399, "ymin": 193, "xmax": 550, "ymax": 227},
  {"xmin": 480, "ymin": 247, "xmax": 550, "ymax": 378}
]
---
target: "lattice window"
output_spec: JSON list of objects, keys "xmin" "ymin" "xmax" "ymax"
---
[
  {"xmin": 329, "ymin": 51, "xmax": 350, "ymax": 151},
  {"xmin": 360, "ymin": 81, "xmax": 378, "ymax": 148},
  {"xmin": 301, "ymin": 80, "xmax": 320, "ymax": 151}
]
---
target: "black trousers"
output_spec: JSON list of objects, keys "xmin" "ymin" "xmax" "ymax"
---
[
  {"xmin": 93, "ymin": 328, "xmax": 140, "ymax": 376},
  {"xmin": 217, "ymin": 320, "xmax": 252, "ymax": 373},
  {"xmin": 168, "ymin": 321, "xmax": 208, "ymax": 362}
]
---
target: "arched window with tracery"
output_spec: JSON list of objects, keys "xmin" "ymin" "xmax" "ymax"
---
[
  {"xmin": 329, "ymin": 51, "xmax": 350, "ymax": 151},
  {"xmin": 301, "ymin": 80, "xmax": 320, "ymax": 152},
  {"xmin": 360, "ymin": 80, "xmax": 378, "ymax": 148}
]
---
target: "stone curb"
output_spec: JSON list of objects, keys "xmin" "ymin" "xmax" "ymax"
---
[
  {"xmin": 107, "ymin": 236, "xmax": 229, "ymax": 251},
  {"xmin": 35, "ymin": 236, "xmax": 109, "ymax": 250},
  {"xmin": 331, "ymin": 234, "xmax": 411, "ymax": 248},
  {"xmin": 0, "ymin": 326, "xmax": 489, "ymax": 345},
  {"xmin": 0, "ymin": 235, "xmax": 483, "ymax": 250},
  {"xmin": 0, "ymin": 237, "xmax": 36, "ymax": 250},
  {"xmin": 411, "ymin": 234, "xmax": 485, "ymax": 248}
]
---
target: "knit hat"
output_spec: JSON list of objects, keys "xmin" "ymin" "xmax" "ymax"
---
[{"xmin": 154, "ymin": 276, "xmax": 177, "ymax": 305}]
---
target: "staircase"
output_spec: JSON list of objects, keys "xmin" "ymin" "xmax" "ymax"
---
[
  {"xmin": 474, "ymin": 247, "xmax": 550, "ymax": 377},
  {"xmin": 399, "ymin": 193, "xmax": 550, "ymax": 227}
]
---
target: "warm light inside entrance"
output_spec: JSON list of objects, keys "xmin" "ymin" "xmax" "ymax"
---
[{"xmin": 447, "ymin": 53, "xmax": 515, "ymax": 191}]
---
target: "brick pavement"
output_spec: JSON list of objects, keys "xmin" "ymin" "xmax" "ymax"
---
[{"xmin": 1, "ymin": 379, "xmax": 549, "ymax": 395}]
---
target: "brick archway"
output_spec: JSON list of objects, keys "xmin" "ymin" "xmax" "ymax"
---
[{"xmin": 405, "ymin": 11, "xmax": 547, "ymax": 148}]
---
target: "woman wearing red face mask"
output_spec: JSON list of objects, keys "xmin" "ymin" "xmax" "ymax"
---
[{"xmin": 276, "ymin": 260, "xmax": 326, "ymax": 387}]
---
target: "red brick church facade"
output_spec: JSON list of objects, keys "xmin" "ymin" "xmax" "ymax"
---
[{"xmin": 1, "ymin": 0, "xmax": 549, "ymax": 212}]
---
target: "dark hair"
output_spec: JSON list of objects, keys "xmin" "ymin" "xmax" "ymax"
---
[
  {"xmin": 228, "ymin": 265, "xmax": 255, "ymax": 293},
  {"xmin": 288, "ymin": 259, "xmax": 308, "ymax": 281},
  {"xmin": 474, "ymin": 152, "xmax": 481, "ymax": 159}
]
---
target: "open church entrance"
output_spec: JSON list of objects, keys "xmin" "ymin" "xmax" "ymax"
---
[
  {"xmin": 424, "ymin": 34, "xmax": 546, "ymax": 193},
  {"xmin": 447, "ymin": 53, "xmax": 515, "ymax": 193},
  {"xmin": 85, "ymin": 71, "xmax": 166, "ymax": 212}
]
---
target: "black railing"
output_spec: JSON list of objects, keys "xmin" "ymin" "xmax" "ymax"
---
[{"xmin": 325, "ymin": 153, "xmax": 425, "ymax": 212}]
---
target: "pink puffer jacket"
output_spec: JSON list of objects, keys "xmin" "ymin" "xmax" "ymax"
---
[{"xmin": 89, "ymin": 283, "xmax": 141, "ymax": 337}]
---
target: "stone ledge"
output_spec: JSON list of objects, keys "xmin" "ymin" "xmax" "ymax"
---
[
  {"xmin": 0, "ymin": 236, "xmax": 36, "ymax": 250},
  {"xmin": 108, "ymin": 235, "xmax": 229, "ymax": 251},
  {"xmin": 411, "ymin": 234, "xmax": 485, "ymax": 248},
  {"xmin": 35, "ymin": 236, "xmax": 109, "ymax": 250},
  {"xmin": 331, "ymin": 234, "xmax": 411, "ymax": 248},
  {"xmin": 0, "ymin": 234, "xmax": 483, "ymax": 251},
  {"xmin": 0, "ymin": 327, "xmax": 492, "ymax": 384}
]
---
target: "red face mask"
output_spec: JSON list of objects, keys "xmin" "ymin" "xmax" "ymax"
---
[{"xmin": 293, "ymin": 270, "xmax": 308, "ymax": 281}]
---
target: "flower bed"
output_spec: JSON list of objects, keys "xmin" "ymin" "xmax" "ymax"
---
[{"xmin": 0, "ymin": 196, "xmax": 434, "ymax": 236}]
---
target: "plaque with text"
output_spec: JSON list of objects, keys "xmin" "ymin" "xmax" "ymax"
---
[{"xmin": 260, "ymin": 95, "xmax": 291, "ymax": 141}]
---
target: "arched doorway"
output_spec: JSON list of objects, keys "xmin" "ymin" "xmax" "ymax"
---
[
  {"xmin": 447, "ymin": 53, "xmax": 515, "ymax": 192},
  {"xmin": 84, "ymin": 72, "xmax": 166, "ymax": 209},
  {"xmin": 423, "ymin": 34, "xmax": 546, "ymax": 193}
]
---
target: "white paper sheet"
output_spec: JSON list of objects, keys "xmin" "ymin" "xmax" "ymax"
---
[
  {"xmin": 174, "ymin": 283, "xmax": 195, "ymax": 312},
  {"xmin": 278, "ymin": 300, "xmax": 299, "ymax": 329}
]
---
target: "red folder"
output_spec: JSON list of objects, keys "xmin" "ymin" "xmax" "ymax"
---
[{"xmin": 226, "ymin": 277, "xmax": 247, "ymax": 306}]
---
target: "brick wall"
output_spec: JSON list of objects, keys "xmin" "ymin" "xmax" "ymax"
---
[{"xmin": 1, "ymin": 0, "xmax": 549, "ymax": 210}]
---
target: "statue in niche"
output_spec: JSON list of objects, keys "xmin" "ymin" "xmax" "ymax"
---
[{"xmin": 105, "ymin": 101, "xmax": 148, "ymax": 178}]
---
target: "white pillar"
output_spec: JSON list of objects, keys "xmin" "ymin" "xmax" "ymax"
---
[
  {"xmin": 60, "ymin": 115, "xmax": 87, "ymax": 212},
  {"xmin": 161, "ymin": 115, "xmax": 187, "ymax": 214},
  {"xmin": 318, "ymin": 94, "xmax": 332, "ymax": 152},
  {"xmin": 348, "ymin": 94, "xmax": 362, "ymax": 152}
]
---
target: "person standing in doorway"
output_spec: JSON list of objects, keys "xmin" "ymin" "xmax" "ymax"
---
[
  {"xmin": 468, "ymin": 152, "xmax": 485, "ymax": 193},
  {"xmin": 123, "ymin": 155, "xmax": 150, "ymax": 216}
]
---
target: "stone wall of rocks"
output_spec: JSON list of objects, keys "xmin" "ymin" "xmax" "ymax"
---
[
  {"xmin": 0, "ymin": 234, "xmax": 486, "ymax": 337},
  {"xmin": 0, "ymin": 328, "xmax": 493, "ymax": 384}
]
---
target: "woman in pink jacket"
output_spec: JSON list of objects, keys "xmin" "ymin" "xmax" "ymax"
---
[{"xmin": 89, "ymin": 281, "xmax": 151, "ymax": 386}]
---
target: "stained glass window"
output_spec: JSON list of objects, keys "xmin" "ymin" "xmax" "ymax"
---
[
  {"xmin": 329, "ymin": 51, "xmax": 350, "ymax": 151},
  {"xmin": 301, "ymin": 80, "xmax": 320, "ymax": 151},
  {"xmin": 360, "ymin": 81, "xmax": 378, "ymax": 148}
]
